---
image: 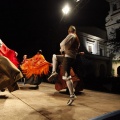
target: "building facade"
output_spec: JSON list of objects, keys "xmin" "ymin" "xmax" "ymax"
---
[
  {"xmin": 105, "ymin": 0, "xmax": 120, "ymax": 76},
  {"xmin": 77, "ymin": 27, "xmax": 112, "ymax": 78}
]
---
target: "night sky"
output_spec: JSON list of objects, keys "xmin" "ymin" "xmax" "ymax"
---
[{"xmin": 0, "ymin": 0, "xmax": 109, "ymax": 62}]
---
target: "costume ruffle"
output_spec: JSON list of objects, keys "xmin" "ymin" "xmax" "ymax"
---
[
  {"xmin": 0, "ymin": 56, "xmax": 23, "ymax": 92},
  {"xmin": 20, "ymin": 54, "xmax": 52, "ymax": 79},
  {"xmin": 0, "ymin": 41, "xmax": 19, "ymax": 67}
]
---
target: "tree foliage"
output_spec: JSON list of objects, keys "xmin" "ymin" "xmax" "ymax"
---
[{"xmin": 106, "ymin": 28, "xmax": 120, "ymax": 53}]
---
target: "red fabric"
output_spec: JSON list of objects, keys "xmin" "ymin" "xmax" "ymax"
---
[
  {"xmin": 0, "ymin": 41, "xmax": 19, "ymax": 67},
  {"xmin": 55, "ymin": 66, "xmax": 80, "ymax": 91},
  {"xmin": 0, "ymin": 42, "xmax": 9, "ymax": 56}
]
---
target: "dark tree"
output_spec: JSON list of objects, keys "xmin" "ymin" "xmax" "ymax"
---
[{"xmin": 106, "ymin": 28, "xmax": 120, "ymax": 53}]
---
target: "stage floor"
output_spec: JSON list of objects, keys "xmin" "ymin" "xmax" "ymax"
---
[{"xmin": 0, "ymin": 82, "xmax": 120, "ymax": 120}]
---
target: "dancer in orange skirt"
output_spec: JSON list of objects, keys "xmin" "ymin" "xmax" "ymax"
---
[{"xmin": 20, "ymin": 50, "xmax": 52, "ymax": 89}]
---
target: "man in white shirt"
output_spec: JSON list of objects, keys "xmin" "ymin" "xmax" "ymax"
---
[{"xmin": 48, "ymin": 25, "xmax": 80, "ymax": 105}]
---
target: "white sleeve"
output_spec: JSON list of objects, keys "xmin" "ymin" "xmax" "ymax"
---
[
  {"xmin": 60, "ymin": 34, "xmax": 73, "ymax": 47},
  {"xmin": 0, "ymin": 39, "xmax": 2, "ymax": 47}
]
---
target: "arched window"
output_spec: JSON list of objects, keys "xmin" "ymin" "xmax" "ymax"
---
[
  {"xmin": 117, "ymin": 66, "xmax": 120, "ymax": 76},
  {"xmin": 113, "ymin": 4, "xmax": 117, "ymax": 11}
]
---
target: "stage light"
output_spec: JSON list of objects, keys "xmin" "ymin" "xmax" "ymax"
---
[{"xmin": 62, "ymin": 4, "xmax": 70, "ymax": 15}]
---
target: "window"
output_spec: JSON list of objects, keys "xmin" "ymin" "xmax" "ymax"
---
[
  {"xmin": 88, "ymin": 46, "xmax": 92, "ymax": 53},
  {"xmin": 100, "ymin": 48, "xmax": 103, "ymax": 56},
  {"xmin": 113, "ymin": 4, "xmax": 117, "ymax": 11}
]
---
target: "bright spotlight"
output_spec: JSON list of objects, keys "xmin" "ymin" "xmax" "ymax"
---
[
  {"xmin": 62, "ymin": 4, "xmax": 70, "ymax": 15},
  {"xmin": 75, "ymin": 0, "xmax": 80, "ymax": 2}
]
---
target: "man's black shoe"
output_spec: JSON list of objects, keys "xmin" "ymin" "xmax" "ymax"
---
[{"xmin": 29, "ymin": 85, "xmax": 39, "ymax": 90}]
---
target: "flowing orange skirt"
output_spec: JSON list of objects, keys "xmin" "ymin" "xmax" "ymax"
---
[{"xmin": 20, "ymin": 54, "xmax": 52, "ymax": 79}]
